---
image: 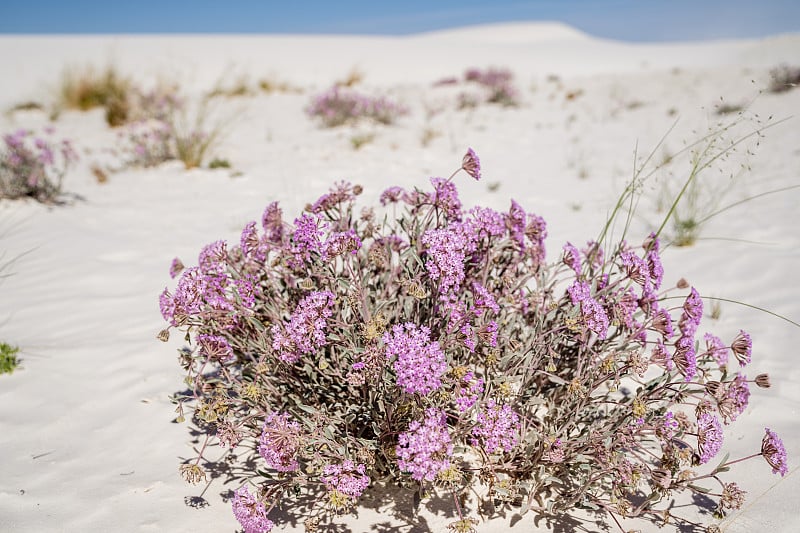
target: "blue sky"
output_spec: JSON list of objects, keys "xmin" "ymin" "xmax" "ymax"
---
[{"xmin": 1, "ymin": 0, "xmax": 798, "ymax": 41}]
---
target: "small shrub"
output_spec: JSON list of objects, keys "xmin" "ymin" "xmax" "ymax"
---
[
  {"xmin": 306, "ymin": 86, "xmax": 407, "ymax": 128},
  {"xmin": 335, "ymin": 67, "xmax": 364, "ymax": 88},
  {"xmin": 207, "ymin": 75, "xmax": 253, "ymax": 99},
  {"xmin": 258, "ymin": 78, "xmax": 302, "ymax": 94},
  {"xmin": 208, "ymin": 158, "xmax": 231, "ymax": 169},
  {"xmin": 118, "ymin": 119, "xmax": 174, "ymax": 168},
  {"xmin": 767, "ymin": 64, "xmax": 800, "ymax": 93},
  {"xmin": 159, "ymin": 147, "xmax": 787, "ymax": 533},
  {"xmin": 350, "ymin": 133, "xmax": 375, "ymax": 150},
  {"xmin": 119, "ymin": 99, "xmax": 226, "ymax": 170},
  {"xmin": 464, "ymin": 67, "xmax": 519, "ymax": 106},
  {"xmin": 0, "ymin": 342, "xmax": 20, "ymax": 375},
  {"xmin": 0, "ymin": 129, "xmax": 78, "ymax": 203},
  {"xmin": 420, "ymin": 127, "xmax": 440, "ymax": 147},
  {"xmin": 715, "ymin": 102, "xmax": 744, "ymax": 115}
]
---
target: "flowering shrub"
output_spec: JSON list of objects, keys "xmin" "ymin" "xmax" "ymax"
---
[
  {"xmin": 306, "ymin": 86, "xmax": 408, "ymax": 127},
  {"xmin": 118, "ymin": 99, "xmax": 224, "ymax": 169},
  {"xmin": 160, "ymin": 148, "xmax": 787, "ymax": 532},
  {"xmin": 464, "ymin": 67, "xmax": 519, "ymax": 106},
  {"xmin": 0, "ymin": 129, "xmax": 78, "ymax": 203}
]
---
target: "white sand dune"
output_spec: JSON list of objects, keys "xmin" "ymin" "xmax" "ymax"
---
[{"xmin": 0, "ymin": 23, "xmax": 799, "ymax": 532}]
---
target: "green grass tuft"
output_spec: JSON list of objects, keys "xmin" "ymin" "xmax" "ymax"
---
[{"xmin": 0, "ymin": 342, "xmax": 20, "ymax": 375}]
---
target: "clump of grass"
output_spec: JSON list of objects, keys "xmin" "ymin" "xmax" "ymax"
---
[
  {"xmin": 258, "ymin": 78, "xmax": 302, "ymax": 94},
  {"xmin": 0, "ymin": 342, "xmax": 20, "ymax": 375},
  {"xmin": 56, "ymin": 65, "xmax": 132, "ymax": 124},
  {"xmin": 173, "ymin": 109, "xmax": 225, "ymax": 170},
  {"xmin": 420, "ymin": 127, "xmax": 440, "ymax": 147},
  {"xmin": 206, "ymin": 75, "xmax": 253, "ymax": 99},
  {"xmin": 350, "ymin": 133, "xmax": 375, "ymax": 150},
  {"xmin": 335, "ymin": 67, "xmax": 364, "ymax": 88},
  {"xmin": 641, "ymin": 109, "xmax": 797, "ymax": 247},
  {"xmin": 6, "ymin": 101, "xmax": 44, "ymax": 115},
  {"xmin": 768, "ymin": 64, "xmax": 800, "ymax": 93},
  {"xmin": 208, "ymin": 158, "xmax": 231, "ymax": 169}
]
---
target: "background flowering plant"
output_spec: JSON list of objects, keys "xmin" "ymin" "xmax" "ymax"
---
[
  {"xmin": 0, "ymin": 128, "xmax": 77, "ymax": 203},
  {"xmin": 160, "ymin": 148, "xmax": 786, "ymax": 532}
]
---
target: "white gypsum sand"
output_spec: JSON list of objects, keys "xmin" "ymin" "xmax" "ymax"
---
[{"xmin": 0, "ymin": 23, "xmax": 798, "ymax": 532}]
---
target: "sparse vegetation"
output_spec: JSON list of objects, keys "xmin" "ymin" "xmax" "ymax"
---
[
  {"xmin": 768, "ymin": 64, "xmax": 800, "ymax": 93},
  {"xmin": 55, "ymin": 65, "xmax": 133, "ymax": 125},
  {"xmin": 0, "ymin": 129, "xmax": 78, "ymax": 203},
  {"xmin": 0, "ymin": 342, "xmax": 20, "ymax": 375},
  {"xmin": 306, "ymin": 86, "xmax": 407, "ymax": 128},
  {"xmin": 350, "ymin": 133, "xmax": 375, "ymax": 150},
  {"xmin": 208, "ymin": 158, "xmax": 231, "ymax": 169}
]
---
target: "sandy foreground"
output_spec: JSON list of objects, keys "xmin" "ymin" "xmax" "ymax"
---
[{"xmin": 0, "ymin": 23, "xmax": 799, "ymax": 532}]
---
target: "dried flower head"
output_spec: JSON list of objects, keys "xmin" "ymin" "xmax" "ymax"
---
[
  {"xmin": 731, "ymin": 330, "xmax": 752, "ymax": 366},
  {"xmin": 179, "ymin": 463, "xmax": 207, "ymax": 485}
]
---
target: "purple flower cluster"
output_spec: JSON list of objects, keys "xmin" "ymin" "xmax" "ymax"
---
[
  {"xmin": 567, "ymin": 280, "xmax": 610, "ymax": 338},
  {"xmin": 696, "ymin": 412, "xmax": 724, "ymax": 464},
  {"xmin": 429, "ymin": 177, "xmax": 463, "ymax": 220},
  {"xmin": 462, "ymin": 148, "xmax": 482, "ymax": 180},
  {"xmin": 656, "ymin": 412, "xmax": 679, "ymax": 441},
  {"xmin": 454, "ymin": 371, "xmax": 484, "ymax": 412},
  {"xmin": 288, "ymin": 213, "xmax": 325, "ymax": 267},
  {"xmin": 309, "ymin": 181, "xmax": 360, "ymax": 214},
  {"xmin": 322, "ymin": 229, "xmax": 362, "ymax": 260},
  {"xmin": 718, "ymin": 374, "xmax": 750, "ymax": 423},
  {"xmin": 232, "ymin": 486, "xmax": 274, "ymax": 533},
  {"xmin": 471, "ymin": 400, "xmax": 520, "ymax": 453},
  {"xmin": 472, "ymin": 283, "xmax": 500, "ymax": 315},
  {"xmin": 240, "ymin": 221, "xmax": 268, "ymax": 263},
  {"xmin": 383, "ymin": 323, "xmax": 447, "ymax": 395},
  {"xmin": 197, "ymin": 333, "xmax": 234, "ymax": 362},
  {"xmin": 120, "ymin": 119, "xmax": 174, "ymax": 167},
  {"xmin": 703, "ymin": 333, "xmax": 729, "ymax": 366},
  {"xmin": 159, "ymin": 237, "xmax": 259, "ymax": 330},
  {"xmin": 396, "ymin": 408, "xmax": 453, "ymax": 481},
  {"xmin": 1, "ymin": 128, "xmax": 77, "ymax": 202},
  {"xmin": 562, "ymin": 242, "xmax": 581, "ymax": 273},
  {"xmin": 320, "ymin": 460, "xmax": 370, "ymax": 499},
  {"xmin": 421, "ymin": 226, "xmax": 471, "ymax": 296},
  {"xmin": 258, "ymin": 412, "xmax": 302, "ymax": 472},
  {"xmin": 673, "ymin": 335, "xmax": 697, "ymax": 381},
  {"xmin": 679, "ymin": 287, "xmax": 703, "ymax": 337},
  {"xmin": 306, "ymin": 86, "xmax": 408, "ymax": 127},
  {"xmin": 463, "ymin": 67, "xmax": 519, "ymax": 106},
  {"xmin": 261, "ymin": 202, "xmax": 285, "ymax": 243},
  {"xmin": 271, "ymin": 291, "xmax": 335, "ymax": 364},
  {"xmin": 762, "ymin": 428, "xmax": 788, "ymax": 476},
  {"xmin": 672, "ymin": 288, "xmax": 703, "ymax": 381}
]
